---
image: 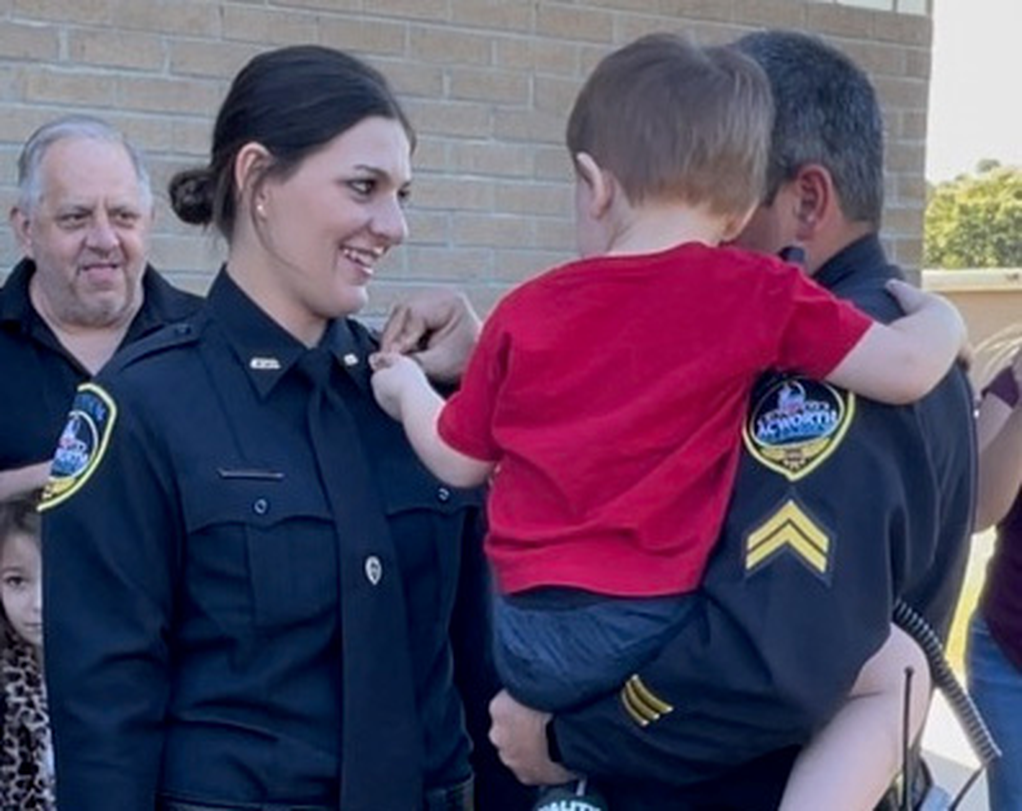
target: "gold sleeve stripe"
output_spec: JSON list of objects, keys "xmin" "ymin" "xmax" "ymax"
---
[{"xmin": 621, "ymin": 675, "xmax": 674, "ymax": 727}]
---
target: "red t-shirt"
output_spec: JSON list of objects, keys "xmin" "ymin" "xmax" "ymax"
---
[{"xmin": 439, "ymin": 242, "xmax": 872, "ymax": 596}]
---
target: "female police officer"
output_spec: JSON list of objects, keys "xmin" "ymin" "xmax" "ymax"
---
[{"xmin": 40, "ymin": 45, "xmax": 503, "ymax": 811}]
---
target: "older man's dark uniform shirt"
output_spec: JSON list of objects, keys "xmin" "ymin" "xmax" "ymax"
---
[
  {"xmin": 40, "ymin": 271, "xmax": 506, "ymax": 810},
  {"xmin": 0, "ymin": 257, "xmax": 202, "ymax": 469},
  {"xmin": 551, "ymin": 235, "xmax": 977, "ymax": 810}
]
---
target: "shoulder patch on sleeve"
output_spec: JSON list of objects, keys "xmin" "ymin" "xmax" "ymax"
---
[
  {"xmin": 742, "ymin": 376, "xmax": 855, "ymax": 481},
  {"xmin": 40, "ymin": 383, "xmax": 117, "ymax": 511}
]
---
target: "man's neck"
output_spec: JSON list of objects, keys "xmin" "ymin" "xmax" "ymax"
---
[{"xmin": 29, "ymin": 282, "xmax": 138, "ymax": 376}]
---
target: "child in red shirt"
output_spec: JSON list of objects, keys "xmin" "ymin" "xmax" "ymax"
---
[{"xmin": 372, "ymin": 33, "xmax": 960, "ymax": 810}]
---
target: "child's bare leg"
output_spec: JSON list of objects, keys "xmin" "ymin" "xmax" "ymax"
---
[{"xmin": 779, "ymin": 624, "xmax": 931, "ymax": 811}]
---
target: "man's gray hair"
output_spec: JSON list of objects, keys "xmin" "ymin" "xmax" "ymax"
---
[
  {"xmin": 735, "ymin": 30, "xmax": 885, "ymax": 228},
  {"xmin": 16, "ymin": 114, "xmax": 154, "ymax": 214}
]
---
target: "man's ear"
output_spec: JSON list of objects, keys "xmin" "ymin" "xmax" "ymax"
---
[
  {"xmin": 791, "ymin": 164, "xmax": 835, "ymax": 242},
  {"xmin": 574, "ymin": 152, "xmax": 614, "ymax": 219},
  {"xmin": 9, "ymin": 206, "xmax": 33, "ymax": 258}
]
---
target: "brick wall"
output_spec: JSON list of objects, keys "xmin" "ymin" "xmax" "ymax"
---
[{"xmin": 0, "ymin": 0, "xmax": 933, "ymax": 318}]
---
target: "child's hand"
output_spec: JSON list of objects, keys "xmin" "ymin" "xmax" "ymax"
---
[
  {"xmin": 885, "ymin": 279, "xmax": 970, "ymax": 365},
  {"xmin": 369, "ymin": 351, "xmax": 428, "ymax": 420}
]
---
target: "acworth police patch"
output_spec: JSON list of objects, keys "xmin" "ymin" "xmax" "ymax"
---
[
  {"xmin": 40, "ymin": 383, "xmax": 117, "ymax": 510},
  {"xmin": 742, "ymin": 377, "xmax": 854, "ymax": 481}
]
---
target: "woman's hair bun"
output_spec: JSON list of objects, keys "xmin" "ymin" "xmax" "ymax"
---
[{"xmin": 168, "ymin": 167, "xmax": 215, "ymax": 225}]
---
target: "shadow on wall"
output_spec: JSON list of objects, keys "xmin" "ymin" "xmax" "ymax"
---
[{"xmin": 923, "ymin": 269, "xmax": 1022, "ymax": 391}]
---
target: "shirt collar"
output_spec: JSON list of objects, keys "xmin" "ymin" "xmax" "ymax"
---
[
  {"xmin": 812, "ymin": 233, "xmax": 902, "ymax": 294},
  {"xmin": 0, "ymin": 258, "xmax": 37, "ymax": 329},
  {"xmin": 205, "ymin": 268, "xmax": 372, "ymax": 399}
]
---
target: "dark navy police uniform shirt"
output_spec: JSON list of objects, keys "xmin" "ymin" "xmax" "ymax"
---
[
  {"xmin": 551, "ymin": 235, "xmax": 977, "ymax": 810},
  {"xmin": 41, "ymin": 270, "xmax": 501, "ymax": 810},
  {"xmin": 0, "ymin": 257, "xmax": 202, "ymax": 469}
]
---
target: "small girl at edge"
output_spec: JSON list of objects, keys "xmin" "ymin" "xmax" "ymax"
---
[{"xmin": 0, "ymin": 493, "xmax": 54, "ymax": 811}]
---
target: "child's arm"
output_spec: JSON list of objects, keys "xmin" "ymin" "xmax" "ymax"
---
[
  {"xmin": 370, "ymin": 352, "xmax": 493, "ymax": 488},
  {"xmin": 778, "ymin": 624, "xmax": 931, "ymax": 811},
  {"xmin": 825, "ymin": 280, "xmax": 967, "ymax": 404}
]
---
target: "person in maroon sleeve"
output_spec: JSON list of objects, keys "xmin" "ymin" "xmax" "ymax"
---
[{"xmin": 968, "ymin": 349, "xmax": 1022, "ymax": 811}]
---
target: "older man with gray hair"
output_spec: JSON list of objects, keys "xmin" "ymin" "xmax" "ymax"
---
[{"xmin": 0, "ymin": 115, "xmax": 202, "ymax": 499}]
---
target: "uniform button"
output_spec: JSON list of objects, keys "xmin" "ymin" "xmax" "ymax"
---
[
  {"xmin": 365, "ymin": 555, "xmax": 383, "ymax": 585},
  {"xmin": 174, "ymin": 323, "xmax": 191, "ymax": 336},
  {"xmin": 437, "ymin": 486, "xmax": 451, "ymax": 503},
  {"xmin": 253, "ymin": 498, "xmax": 269, "ymax": 515}
]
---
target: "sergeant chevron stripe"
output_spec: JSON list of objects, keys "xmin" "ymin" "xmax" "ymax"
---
[
  {"xmin": 745, "ymin": 499, "xmax": 831, "ymax": 578},
  {"xmin": 621, "ymin": 675, "xmax": 673, "ymax": 727}
]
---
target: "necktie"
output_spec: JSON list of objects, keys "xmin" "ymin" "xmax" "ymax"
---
[{"xmin": 297, "ymin": 347, "xmax": 424, "ymax": 810}]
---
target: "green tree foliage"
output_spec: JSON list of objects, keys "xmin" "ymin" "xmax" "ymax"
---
[{"xmin": 924, "ymin": 161, "xmax": 1022, "ymax": 268}]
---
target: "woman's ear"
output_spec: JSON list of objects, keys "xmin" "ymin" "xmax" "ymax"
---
[
  {"xmin": 574, "ymin": 152, "xmax": 613, "ymax": 219},
  {"xmin": 234, "ymin": 141, "xmax": 273, "ymax": 217}
]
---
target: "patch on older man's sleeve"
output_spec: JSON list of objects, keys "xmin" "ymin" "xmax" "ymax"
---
[
  {"xmin": 40, "ymin": 383, "xmax": 118, "ymax": 511},
  {"xmin": 620, "ymin": 675, "xmax": 674, "ymax": 728},
  {"xmin": 742, "ymin": 376, "xmax": 855, "ymax": 481}
]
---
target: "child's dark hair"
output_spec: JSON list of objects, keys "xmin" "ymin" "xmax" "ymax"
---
[
  {"xmin": 168, "ymin": 44, "xmax": 415, "ymax": 240},
  {"xmin": 566, "ymin": 33, "xmax": 774, "ymax": 217},
  {"xmin": 0, "ymin": 493, "xmax": 41, "ymax": 552}
]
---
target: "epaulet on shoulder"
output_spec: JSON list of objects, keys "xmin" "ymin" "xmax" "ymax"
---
[{"xmin": 108, "ymin": 320, "xmax": 203, "ymax": 373}]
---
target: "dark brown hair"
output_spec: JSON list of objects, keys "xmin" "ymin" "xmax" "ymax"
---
[
  {"xmin": 169, "ymin": 44, "xmax": 415, "ymax": 241},
  {"xmin": 566, "ymin": 33, "xmax": 774, "ymax": 217}
]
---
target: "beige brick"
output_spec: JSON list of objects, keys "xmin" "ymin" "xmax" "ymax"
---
[
  {"xmin": 886, "ymin": 143, "xmax": 926, "ymax": 174},
  {"xmin": 12, "ymin": 0, "xmax": 109, "ymax": 25},
  {"xmin": 409, "ymin": 25, "xmax": 492, "ymax": 65},
  {"xmin": 448, "ymin": 68, "xmax": 530, "ymax": 105},
  {"xmin": 534, "ymin": 75, "xmax": 580, "ymax": 115},
  {"xmin": 404, "ymin": 209, "xmax": 450, "ymax": 245},
  {"xmin": 873, "ymin": 9, "xmax": 932, "ymax": 45},
  {"xmin": 873, "ymin": 75, "xmax": 929, "ymax": 110},
  {"xmin": 838, "ymin": 40, "xmax": 906, "ymax": 77},
  {"xmin": 904, "ymin": 47, "xmax": 931, "ymax": 80},
  {"xmin": 107, "ymin": 0, "xmax": 222, "ymax": 37},
  {"xmin": 898, "ymin": 110, "xmax": 928, "ymax": 141},
  {"xmin": 494, "ymin": 107, "xmax": 564, "ymax": 144},
  {"xmin": 410, "ymin": 174, "xmax": 495, "ymax": 211},
  {"xmin": 536, "ymin": 4, "xmax": 614, "ymax": 44},
  {"xmin": 404, "ymin": 98, "xmax": 492, "ymax": 138},
  {"xmin": 410, "ymin": 137, "xmax": 448, "ymax": 173},
  {"xmin": 894, "ymin": 173, "xmax": 927, "ymax": 204},
  {"xmin": 102, "ymin": 113, "xmax": 177, "ymax": 154},
  {"xmin": 365, "ymin": 0, "xmax": 449, "ymax": 22},
  {"xmin": 402, "ymin": 246, "xmax": 493, "ymax": 281},
  {"xmin": 495, "ymin": 36, "xmax": 579, "ymax": 76},
  {"xmin": 658, "ymin": 0, "xmax": 733, "ymax": 22},
  {"xmin": 494, "ymin": 249, "xmax": 572, "ymax": 283},
  {"xmin": 316, "ymin": 16, "xmax": 407, "ymax": 56},
  {"xmin": 25, "ymin": 69, "xmax": 119, "ymax": 108},
  {"xmin": 270, "ymin": 0, "xmax": 360, "ymax": 11},
  {"xmin": 677, "ymin": 22, "xmax": 744, "ymax": 48},
  {"xmin": 118, "ymin": 75, "xmax": 225, "ymax": 115},
  {"xmin": 806, "ymin": 5, "xmax": 875, "ymax": 38},
  {"xmin": 0, "ymin": 23, "xmax": 60, "ymax": 61},
  {"xmin": 453, "ymin": 213, "xmax": 534, "ymax": 248},
  {"xmin": 373, "ymin": 59, "xmax": 445, "ymax": 99},
  {"xmin": 169, "ymin": 40, "xmax": 259, "ymax": 79},
  {"xmin": 149, "ymin": 232, "xmax": 224, "ymax": 274},
  {"xmin": 838, "ymin": 0, "xmax": 893, "ymax": 10},
  {"xmin": 449, "ymin": 141, "xmax": 535, "ymax": 178},
  {"xmin": 495, "ymin": 182, "xmax": 572, "ymax": 216},
  {"xmin": 172, "ymin": 118, "xmax": 213, "ymax": 157},
  {"xmin": 68, "ymin": 29, "xmax": 165, "ymax": 72},
  {"xmin": 222, "ymin": 5, "xmax": 321, "ymax": 45},
  {"xmin": 883, "ymin": 204, "xmax": 925, "ymax": 235},
  {"xmin": 534, "ymin": 146, "xmax": 573, "ymax": 181},
  {"xmin": 450, "ymin": 0, "xmax": 534, "ymax": 33},
  {"xmin": 731, "ymin": 0, "xmax": 806, "ymax": 29},
  {"xmin": 532, "ymin": 217, "xmax": 574, "ymax": 251}
]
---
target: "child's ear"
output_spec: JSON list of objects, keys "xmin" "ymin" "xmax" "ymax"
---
[{"xmin": 574, "ymin": 152, "xmax": 613, "ymax": 218}]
